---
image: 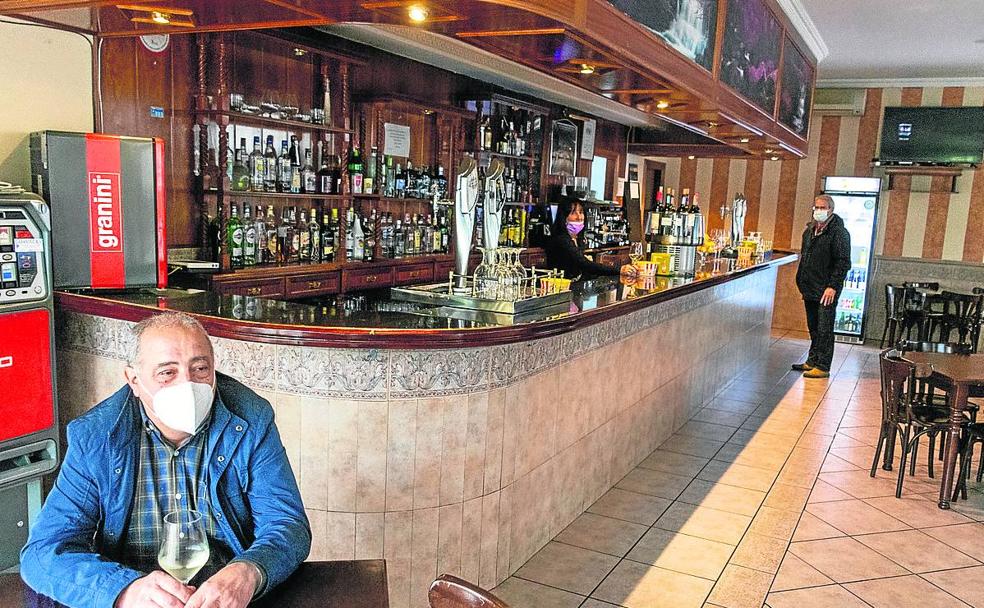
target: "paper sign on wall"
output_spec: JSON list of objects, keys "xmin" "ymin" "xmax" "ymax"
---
[
  {"xmin": 580, "ymin": 118, "xmax": 596, "ymax": 160},
  {"xmin": 383, "ymin": 123, "xmax": 411, "ymax": 158}
]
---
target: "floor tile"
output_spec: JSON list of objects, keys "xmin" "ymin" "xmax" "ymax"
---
[
  {"xmin": 593, "ymin": 560, "xmax": 714, "ymax": 608},
  {"xmin": 844, "ymin": 574, "xmax": 969, "ymax": 608},
  {"xmin": 555, "ymin": 513, "xmax": 650, "ymax": 558},
  {"xmin": 820, "ymin": 453, "xmax": 862, "ymax": 473},
  {"xmin": 855, "ymin": 529, "xmax": 980, "ymax": 573},
  {"xmin": 805, "ymin": 499, "xmax": 910, "ymax": 535},
  {"xmin": 626, "ymin": 528, "xmax": 735, "ymax": 581},
  {"xmin": 678, "ymin": 478, "xmax": 766, "ymax": 517},
  {"xmin": 616, "ymin": 467, "xmax": 693, "ymax": 501},
  {"xmin": 763, "ymin": 483, "xmax": 812, "ymax": 513},
  {"xmin": 639, "ymin": 450, "xmax": 710, "ymax": 478},
  {"xmin": 580, "ymin": 600, "xmax": 620, "ymax": 608},
  {"xmin": 766, "ymin": 584, "xmax": 869, "ymax": 608},
  {"xmin": 864, "ymin": 495, "xmax": 974, "ymax": 528},
  {"xmin": 654, "ymin": 502, "xmax": 752, "ymax": 545},
  {"xmin": 706, "ymin": 565, "xmax": 775, "ymax": 608},
  {"xmin": 492, "ymin": 577, "xmax": 585, "ymax": 608},
  {"xmin": 923, "ymin": 523, "xmax": 984, "ymax": 562},
  {"xmin": 747, "ymin": 506, "xmax": 802, "ymax": 541},
  {"xmin": 819, "ymin": 469, "xmax": 912, "ymax": 499},
  {"xmin": 514, "ymin": 541, "xmax": 619, "ymax": 596},
  {"xmin": 691, "ymin": 408, "xmax": 749, "ymax": 428},
  {"xmin": 677, "ymin": 421, "xmax": 740, "ymax": 442},
  {"xmin": 587, "ymin": 488, "xmax": 673, "ymax": 526},
  {"xmin": 698, "ymin": 460, "xmax": 779, "ymax": 492},
  {"xmin": 659, "ymin": 434, "xmax": 727, "ymax": 459},
  {"xmin": 770, "ymin": 553, "xmax": 834, "ymax": 592},
  {"xmin": 807, "ymin": 479, "xmax": 855, "ymax": 503},
  {"xmin": 922, "ymin": 565, "xmax": 984, "ymax": 607},
  {"xmin": 788, "ymin": 537, "xmax": 909, "ymax": 583},
  {"xmin": 706, "ymin": 398, "xmax": 762, "ymax": 415},
  {"xmin": 730, "ymin": 532, "xmax": 789, "ymax": 574},
  {"xmin": 715, "ymin": 443, "xmax": 790, "ymax": 471}
]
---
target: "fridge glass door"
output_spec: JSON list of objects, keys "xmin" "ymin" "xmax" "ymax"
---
[{"xmin": 831, "ymin": 193, "xmax": 878, "ymax": 337}]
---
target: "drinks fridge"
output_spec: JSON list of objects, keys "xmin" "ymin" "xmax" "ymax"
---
[{"xmin": 822, "ymin": 176, "xmax": 881, "ymax": 344}]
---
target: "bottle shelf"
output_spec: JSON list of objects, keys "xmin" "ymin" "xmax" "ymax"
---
[
  {"xmin": 474, "ymin": 150, "xmax": 535, "ymax": 162},
  {"xmin": 352, "ymin": 194, "xmax": 445, "ymax": 205},
  {"xmin": 205, "ymin": 189, "xmax": 350, "ymax": 201},
  {"xmin": 195, "ymin": 109, "xmax": 355, "ymax": 135}
]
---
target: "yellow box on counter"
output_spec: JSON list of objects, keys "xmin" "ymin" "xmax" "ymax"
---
[{"xmin": 649, "ymin": 253, "xmax": 673, "ymax": 276}]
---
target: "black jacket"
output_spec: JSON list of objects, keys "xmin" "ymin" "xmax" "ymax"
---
[
  {"xmin": 796, "ymin": 213, "xmax": 852, "ymax": 301},
  {"xmin": 543, "ymin": 234, "xmax": 621, "ymax": 280}
]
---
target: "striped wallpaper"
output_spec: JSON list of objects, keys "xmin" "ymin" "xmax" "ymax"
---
[{"xmin": 647, "ymin": 86, "xmax": 984, "ymax": 263}]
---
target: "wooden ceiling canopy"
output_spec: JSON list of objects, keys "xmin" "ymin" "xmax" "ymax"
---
[{"xmin": 0, "ymin": 0, "xmax": 814, "ymax": 158}]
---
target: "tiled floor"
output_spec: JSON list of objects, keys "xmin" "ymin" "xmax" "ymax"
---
[{"xmin": 492, "ymin": 330, "xmax": 984, "ymax": 608}]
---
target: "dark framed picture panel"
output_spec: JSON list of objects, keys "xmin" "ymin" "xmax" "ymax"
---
[
  {"xmin": 719, "ymin": 0, "xmax": 782, "ymax": 114},
  {"xmin": 608, "ymin": 0, "xmax": 719, "ymax": 71},
  {"xmin": 549, "ymin": 119, "xmax": 578, "ymax": 176},
  {"xmin": 778, "ymin": 37, "xmax": 813, "ymax": 136}
]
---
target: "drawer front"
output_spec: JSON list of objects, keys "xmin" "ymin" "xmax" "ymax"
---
[
  {"xmin": 286, "ymin": 272, "xmax": 341, "ymax": 298},
  {"xmin": 341, "ymin": 267, "xmax": 394, "ymax": 291},
  {"xmin": 524, "ymin": 252, "xmax": 547, "ymax": 269},
  {"xmin": 394, "ymin": 263, "xmax": 434, "ymax": 286},
  {"xmin": 434, "ymin": 261, "xmax": 455, "ymax": 282},
  {"xmin": 214, "ymin": 277, "xmax": 285, "ymax": 298}
]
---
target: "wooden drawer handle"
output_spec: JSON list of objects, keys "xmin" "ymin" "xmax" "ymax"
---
[
  {"xmin": 407, "ymin": 271, "xmax": 422, "ymax": 279},
  {"xmin": 307, "ymin": 281, "xmax": 322, "ymax": 289},
  {"xmin": 365, "ymin": 275, "xmax": 377, "ymax": 283},
  {"xmin": 246, "ymin": 287, "xmax": 262, "ymax": 296}
]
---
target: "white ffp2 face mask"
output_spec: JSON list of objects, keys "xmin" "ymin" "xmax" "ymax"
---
[
  {"xmin": 813, "ymin": 209, "xmax": 830, "ymax": 223},
  {"xmin": 138, "ymin": 377, "xmax": 215, "ymax": 435}
]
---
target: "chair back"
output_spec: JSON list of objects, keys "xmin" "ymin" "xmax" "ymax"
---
[
  {"xmin": 428, "ymin": 575, "xmax": 510, "ymax": 608},
  {"xmin": 885, "ymin": 284, "xmax": 903, "ymax": 319},
  {"xmin": 879, "ymin": 349, "xmax": 916, "ymax": 427},
  {"xmin": 939, "ymin": 291, "xmax": 984, "ymax": 351}
]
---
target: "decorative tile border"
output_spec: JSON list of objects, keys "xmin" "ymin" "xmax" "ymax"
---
[{"xmin": 57, "ymin": 268, "xmax": 778, "ymax": 400}]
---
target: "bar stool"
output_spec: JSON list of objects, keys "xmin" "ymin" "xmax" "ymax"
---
[
  {"xmin": 937, "ymin": 290, "xmax": 984, "ymax": 352},
  {"xmin": 880, "ymin": 284, "xmax": 906, "ymax": 348},
  {"xmin": 428, "ymin": 575, "xmax": 510, "ymax": 608}
]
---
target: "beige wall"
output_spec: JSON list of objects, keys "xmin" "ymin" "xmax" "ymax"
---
[{"xmin": 0, "ymin": 20, "xmax": 94, "ymax": 186}]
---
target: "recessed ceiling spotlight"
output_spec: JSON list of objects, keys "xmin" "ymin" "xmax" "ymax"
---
[
  {"xmin": 579, "ymin": 64, "xmax": 596, "ymax": 75},
  {"xmin": 293, "ymin": 47, "xmax": 307, "ymax": 56},
  {"xmin": 771, "ymin": 155, "xmax": 779, "ymax": 161},
  {"xmin": 655, "ymin": 100, "xmax": 671, "ymax": 110},
  {"xmin": 740, "ymin": 137, "xmax": 750, "ymax": 143},
  {"xmin": 688, "ymin": 155, "xmax": 696, "ymax": 160},
  {"xmin": 408, "ymin": 5, "xmax": 429, "ymax": 22},
  {"xmin": 150, "ymin": 10, "xmax": 170, "ymax": 24},
  {"xmin": 764, "ymin": 148, "xmax": 774, "ymax": 154}
]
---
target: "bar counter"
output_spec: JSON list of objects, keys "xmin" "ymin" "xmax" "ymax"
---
[{"xmin": 53, "ymin": 252, "xmax": 794, "ymax": 608}]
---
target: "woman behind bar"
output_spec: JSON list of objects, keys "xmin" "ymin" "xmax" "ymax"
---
[{"xmin": 543, "ymin": 195, "xmax": 636, "ymax": 280}]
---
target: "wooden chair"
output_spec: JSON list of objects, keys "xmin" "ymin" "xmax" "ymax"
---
[
  {"xmin": 880, "ymin": 284, "xmax": 906, "ymax": 348},
  {"xmin": 953, "ymin": 423, "xmax": 984, "ymax": 501},
  {"xmin": 428, "ymin": 575, "xmax": 511, "ymax": 608},
  {"xmin": 937, "ymin": 291, "xmax": 984, "ymax": 352}
]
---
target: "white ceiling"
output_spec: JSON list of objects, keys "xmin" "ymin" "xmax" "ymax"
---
[{"xmin": 801, "ymin": 0, "xmax": 984, "ymax": 84}]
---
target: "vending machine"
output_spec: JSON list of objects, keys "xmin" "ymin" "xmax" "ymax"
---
[
  {"xmin": 822, "ymin": 176, "xmax": 881, "ymax": 344},
  {"xmin": 0, "ymin": 192, "xmax": 59, "ymax": 570}
]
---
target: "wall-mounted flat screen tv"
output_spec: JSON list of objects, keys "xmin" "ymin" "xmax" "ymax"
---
[{"xmin": 879, "ymin": 106, "xmax": 984, "ymax": 165}]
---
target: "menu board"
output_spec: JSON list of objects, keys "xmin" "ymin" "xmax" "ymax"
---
[
  {"xmin": 719, "ymin": 0, "xmax": 782, "ymax": 114},
  {"xmin": 778, "ymin": 37, "xmax": 814, "ymax": 135},
  {"xmin": 608, "ymin": 0, "xmax": 718, "ymax": 71}
]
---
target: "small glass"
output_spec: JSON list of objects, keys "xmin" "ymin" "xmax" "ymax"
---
[
  {"xmin": 158, "ymin": 510, "xmax": 210, "ymax": 584},
  {"xmin": 628, "ymin": 242, "xmax": 644, "ymax": 263}
]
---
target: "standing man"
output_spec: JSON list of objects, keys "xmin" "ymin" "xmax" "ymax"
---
[
  {"xmin": 793, "ymin": 194, "xmax": 851, "ymax": 378},
  {"xmin": 21, "ymin": 312, "xmax": 310, "ymax": 608}
]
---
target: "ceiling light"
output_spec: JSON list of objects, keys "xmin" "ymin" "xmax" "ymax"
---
[
  {"xmin": 688, "ymin": 155, "xmax": 696, "ymax": 160},
  {"xmin": 579, "ymin": 64, "xmax": 596, "ymax": 75},
  {"xmin": 771, "ymin": 155, "xmax": 779, "ymax": 161},
  {"xmin": 293, "ymin": 47, "xmax": 307, "ymax": 57},
  {"xmin": 764, "ymin": 148, "xmax": 774, "ymax": 154},
  {"xmin": 150, "ymin": 10, "xmax": 170, "ymax": 24},
  {"xmin": 408, "ymin": 5, "xmax": 429, "ymax": 22},
  {"xmin": 655, "ymin": 100, "xmax": 670, "ymax": 110},
  {"xmin": 740, "ymin": 137, "xmax": 750, "ymax": 143}
]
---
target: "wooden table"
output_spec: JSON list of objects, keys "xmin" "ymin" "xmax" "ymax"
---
[
  {"xmin": 0, "ymin": 560, "xmax": 389, "ymax": 608},
  {"xmin": 904, "ymin": 352, "xmax": 984, "ymax": 509}
]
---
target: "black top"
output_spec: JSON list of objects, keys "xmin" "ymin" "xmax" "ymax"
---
[
  {"xmin": 796, "ymin": 214, "xmax": 852, "ymax": 301},
  {"xmin": 543, "ymin": 233, "xmax": 622, "ymax": 280}
]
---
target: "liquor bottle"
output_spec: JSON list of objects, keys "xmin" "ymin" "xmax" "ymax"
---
[
  {"xmin": 348, "ymin": 145, "xmax": 364, "ymax": 194},
  {"xmin": 289, "ymin": 136, "xmax": 302, "ymax": 194},
  {"xmin": 435, "ymin": 165, "xmax": 447, "ymax": 199},
  {"xmin": 431, "ymin": 214, "xmax": 442, "ymax": 253},
  {"xmin": 292, "ymin": 207, "xmax": 304, "ymax": 263},
  {"xmin": 277, "ymin": 140, "xmax": 291, "ymax": 193},
  {"xmin": 297, "ymin": 206, "xmax": 310, "ymax": 262},
  {"xmin": 277, "ymin": 206, "xmax": 291, "ymax": 264},
  {"xmin": 249, "ymin": 136, "xmax": 265, "ymax": 192},
  {"xmin": 265, "ymin": 205, "xmax": 278, "ymax": 264},
  {"xmin": 209, "ymin": 200, "xmax": 224, "ymax": 263},
  {"xmin": 263, "ymin": 136, "xmax": 278, "ymax": 192},
  {"xmin": 363, "ymin": 209, "xmax": 376, "ymax": 263},
  {"xmin": 480, "ymin": 117, "xmax": 492, "ymax": 151},
  {"xmin": 316, "ymin": 143, "xmax": 334, "ymax": 194},
  {"xmin": 352, "ymin": 210, "xmax": 365, "ymax": 261},
  {"xmin": 384, "ymin": 156, "xmax": 395, "ymax": 197},
  {"xmin": 321, "ymin": 208, "xmax": 336, "ymax": 262},
  {"xmin": 440, "ymin": 212, "xmax": 450, "ymax": 253},
  {"xmin": 331, "ymin": 154, "xmax": 343, "ymax": 195},
  {"xmin": 393, "ymin": 218, "xmax": 405, "ymax": 258},
  {"xmin": 308, "ymin": 208, "xmax": 322, "ymax": 263},
  {"xmin": 231, "ymin": 137, "xmax": 251, "ymax": 191},
  {"xmin": 227, "ymin": 202, "xmax": 244, "ymax": 269},
  {"xmin": 412, "ymin": 214, "xmax": 423, "ymax": 254},
  {"xmin": 345, "ymin": 208, "xmax": 356, "ymax": 261},
  {"xmin": 380, "ymin": 212, "xmax": 393, "ymax": 258},
  {"xmin": 242, "ymin": 204, "xmax": 257, "ymax": 266},
  {"xmin": 301, "ymin": 148, "xmax": 317, "ymax": 194},
  {"xmin": 406, "ymin": 162, "xmax": 417, "ymax": 199},
  {"xmin": 253, "ymin": 205, "xmax": 267, "ymax": 263},
  {"xmin": 364, "ymin": 147, "xmax": 378, "ymax": 195},
  {"xmin": 394, "ymin": 163, "xmax": 406, "ymax": 198},
  {"xmin": 417, "ymin": 165, "xmax": 432, "ymax": 200}
]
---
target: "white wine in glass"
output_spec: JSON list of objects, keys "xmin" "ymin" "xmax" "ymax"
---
[
  {"xmin": 159, "ymin": 509, "xmax": 210, "ymax": 584},
  {"xmin": 629, "ymin": 242, "xmax": 644, "ymax": 263}
]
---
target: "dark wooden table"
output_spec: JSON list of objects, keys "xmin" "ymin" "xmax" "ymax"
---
[
  {"xmin": 904, "ymin": 352, "xmax": 984, "ymax": 509},
  {"xmin": 0, "ymin": 560, "xmax": 389, "ymax": 608}
]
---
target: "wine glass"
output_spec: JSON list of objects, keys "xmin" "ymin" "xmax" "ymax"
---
[
  {"xmin": 158, "ymin": 509, "xmax": 210, "ymax": 585},
  {"xmin": 629, "ymin": 242, "xmax": 644, "ymax": 264}
]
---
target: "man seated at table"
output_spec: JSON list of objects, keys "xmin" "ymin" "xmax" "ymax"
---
[{"xmin": 20, "ymin": 312, "xmax": 311, "ymax": 608}]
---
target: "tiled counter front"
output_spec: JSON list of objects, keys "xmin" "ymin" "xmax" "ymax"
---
[{"xmin": 55, "ymin": 267, "xmax": 778, "ymax": 608}]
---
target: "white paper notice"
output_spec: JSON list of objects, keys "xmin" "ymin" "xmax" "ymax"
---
[
  {"xmin": 580, "ymin": 118, "xmax": 596, "ymax": 160},
  {"xmin": 383, "ymin": 123, "xmax": 411, "ymax": 158}
]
